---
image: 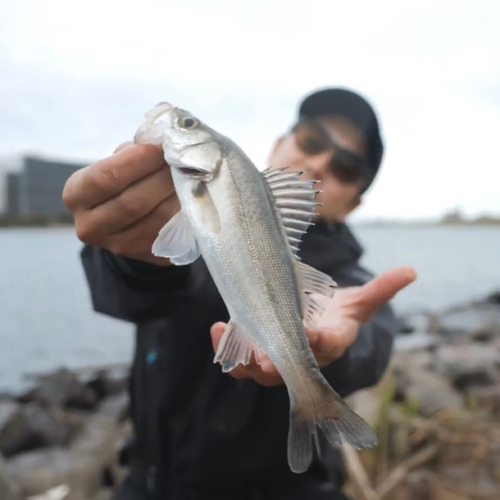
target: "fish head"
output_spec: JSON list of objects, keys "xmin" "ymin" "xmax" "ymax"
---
[{"xmin": 134, "ymin": 102, "xmax": 222, "ymax": 182}]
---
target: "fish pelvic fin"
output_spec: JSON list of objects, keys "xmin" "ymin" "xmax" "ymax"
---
[
  {"xmin": 288, "ymin": 373, "xmax": 378, "ymax": 474},
  {"xmin": 213, "ymin": 321, "xmax": 264, "ymax": 372}
]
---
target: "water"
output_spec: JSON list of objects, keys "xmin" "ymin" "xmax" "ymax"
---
[{"xmin": 1, "ymin": 225, "xmax": 499, "ymax": 393}]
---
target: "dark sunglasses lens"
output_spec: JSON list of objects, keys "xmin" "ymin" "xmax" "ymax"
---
[
  {"xmin": 330, "ymin": 155, "xmax": 367, "ymax": 183},
  {"xmin": 294, "ymin": 123, "xmax": 329, "ymax": 155}
]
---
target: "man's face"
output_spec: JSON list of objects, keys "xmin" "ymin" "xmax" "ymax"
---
[{"xmin": 267, "ymin": 115, "xmax": 371, "ymax": 222}]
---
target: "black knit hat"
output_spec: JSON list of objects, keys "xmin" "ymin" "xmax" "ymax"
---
[{"xmin": 298, "ymin": 87, "xmax": 384, "ymax": 191}]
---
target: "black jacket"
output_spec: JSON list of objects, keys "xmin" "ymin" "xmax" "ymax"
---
[{"xmin": 80, "ymin": 220, "xmax": 398, "ymax": 499}]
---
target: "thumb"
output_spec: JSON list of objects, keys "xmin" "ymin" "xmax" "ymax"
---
[
  {"xmin": 354, "ymin": 266, "xmax": 417, "ymax": 322},
  {"xmin": 210, "ymin": 322, "xmax": 227, "ymax": 352}
]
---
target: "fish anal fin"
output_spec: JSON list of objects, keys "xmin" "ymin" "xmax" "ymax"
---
[
  {"xmin": 293, "ymin": 260, "xmax": 337, "ymax": 328},
  {"xmin": 213, "ymin": 321, "xmax": 264, "ymax": 373}
]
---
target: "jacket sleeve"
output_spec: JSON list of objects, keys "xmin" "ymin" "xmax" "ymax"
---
[
  {"xmin": 80, "ymin": 245, "xmax": 208, "ymax": 324},
  {"xmin": 320, "ymin": 263, "xmax": 400, "ymax": 398}
]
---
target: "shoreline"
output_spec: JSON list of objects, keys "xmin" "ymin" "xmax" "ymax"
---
[{"xmin": 1, "ymin": 295, "xmax": 499, "ymax": 499}]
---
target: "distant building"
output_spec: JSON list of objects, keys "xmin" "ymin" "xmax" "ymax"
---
[{"xmin": 4, "ymin": 155, "xmax": 88, "ymax": 219}]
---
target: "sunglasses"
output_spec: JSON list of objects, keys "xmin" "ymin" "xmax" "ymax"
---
[{"xmin": 292, "ymin": 119, "xmax": 373, "ymax": 185}]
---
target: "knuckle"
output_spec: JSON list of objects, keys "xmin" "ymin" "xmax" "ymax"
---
[
  {"xmin": 116, "ymin": 193, "xmax": 149, "ymax": 219},
  {"xmin": 91, "ymin": 166, "xmax": 120, "ymax": 194},
  {"xmin": 75, "ymin": 219, "xmax": 98, "ymax": 245}
]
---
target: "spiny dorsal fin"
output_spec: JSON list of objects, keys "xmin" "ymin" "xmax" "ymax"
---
[
  {"xmin": 263, "ymin": 166, "xmax": 337, "ymax": 326},
  {"xmin": 263, "ymin": 166, "xmax": 322, "ymax": 257}
]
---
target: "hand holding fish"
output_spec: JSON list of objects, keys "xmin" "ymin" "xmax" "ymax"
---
[
  {"xmin": 63, "ymin": 141, "xmax": 178, "ymax": 265},
  {"xmin": 210, "ymin": 266, "xmax": 416, "ymax": 387}
]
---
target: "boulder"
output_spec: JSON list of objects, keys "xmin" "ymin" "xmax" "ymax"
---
[
  {"xmin": 393, "ymin": 368, "xmax": 463, "ymax": 417},
  {"xmin": 30, "ymin": 369, "xmax": 98, "ymax": 410},
  {"xmin": 23, "ymin": 403, "xmax": 80, "ymax": 448},
  {"xmin": 0, "ymin": 454, "xmax": 21, "ymax": 500},
  {"xmin": 85, "ymin": 368, "xmax": 129, "ymax": 400},
  {"xmin": 435, "ymin": 303, "xmax": 500, "ymax": 340},
  {"xmin": 434, "ymin": 343, "xmax": 500, "ymax": 389},
  {"xmin": 96, "ymin": 393, "xmax": 129, "ymax": 423},
  {"xmin": 0, "ymin": 401, "xmax": 29, "ymax": 456},
  {"xmin": 6, "ymin": 415, "xmax": 118, "ymax": 499}
]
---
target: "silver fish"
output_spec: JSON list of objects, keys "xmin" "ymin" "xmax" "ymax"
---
[{"xmin": 133, "ymin": 101, "xmax": 378, "ymax": 473}]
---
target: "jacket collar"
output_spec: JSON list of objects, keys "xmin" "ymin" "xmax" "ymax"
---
[{"xmin": 298, "ymin": 218, "xmax": 364, "ymax": 273}]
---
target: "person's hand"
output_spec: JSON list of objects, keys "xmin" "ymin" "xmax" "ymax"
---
[
  {"xmin": 210, "ymin": 266, "xmax": 416, "ymax": 387},
  {"xmin": 63, "ymin": 141, "xmax": 177, "ymax": 265}
]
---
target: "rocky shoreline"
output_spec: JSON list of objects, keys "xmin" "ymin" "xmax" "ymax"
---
[
  {"xmin": 345, "ymin": 291, "xmax": 500, "ymax": 500},
  {"xmin": 2, "ymin": 292, "xmax": 500, "ymax": 500},
  {"xmin": 0, "ymin": 365, "xmax": 131, "ymax": 500}
]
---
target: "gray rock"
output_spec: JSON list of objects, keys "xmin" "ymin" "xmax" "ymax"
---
[
  {"xmin": 393, "ymin": 368, "xmax": 463, "ymax": 417},
  {"xmin": 23, "ymin": 403, "xmax": 78, "ymax": 448},
  {"xmin": 467, "ymin": 385, "xmax": 500, "ymax": 413},
  {"xmin": 436, "ymin": 303, "xmax": 500, "ymax": 340},
  {"xmin": 0, "ymin": 454, "xmax": 21, "ymax": 500},
  {"xmin": 96, "ymin": 393, "xmax": 129, "ymax": 423},
  {"xmin": 85, "ymin": 368, "xmax": 129, "ymax": 400},
  {"xmin": 434, "ymin": 343, "xmax": 500, "ymax": 388},
  {"xmin": 0, "ymin": 401, "xmax": 29, "ymax": 456},
  {"xmin": 394, "ymin": 332, "xmax": 439, "ymax": 353},
  {"xmin": 91, "ymin": 489, "xmax": 113, "ymax": 500},
  {"xmin": 31, "ymin": 369, "xmax": 98, "ymax": 410},
  {"xmin": 6, "ymin": 415, "xmax": 119, "ymax": 499},
  {"xmin": 393, "ymin": 349, "xmax": 434, "ymax": 372}
]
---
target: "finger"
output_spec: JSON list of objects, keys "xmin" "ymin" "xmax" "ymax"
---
[
  {"xmin": 65, "ymin": 143, "xmax": 166, "ymax": 211},
  {"xmin": 210, "ymin": 322, "xmax": 227, "ymax": 352},
  {"xmin": 354, "ymin": 266, "xmax": 417, "ymax": 322},
  {"xmin": 97, "ymin": 194, "xmax": 181, "ymax": 257},
  {"xmin": 82, "ymin": 166, "xmax": 175, "ymax": 235},
  {"xmin": 113, "ymin": 141, "xmax": 134, "ymax": 154}
]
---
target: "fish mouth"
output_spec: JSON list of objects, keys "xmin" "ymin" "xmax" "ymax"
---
[{"xmin": 177, "ymin": 166, "xmax": 209, "ymax": 177}]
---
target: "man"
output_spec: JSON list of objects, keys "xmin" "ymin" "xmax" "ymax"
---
[{"xmin": 63, "ymin": 87, "xmax": 416, "ymax": 499}]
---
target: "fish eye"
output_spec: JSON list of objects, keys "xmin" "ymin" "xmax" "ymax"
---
[{"xmin": 180, "ymin": 117, "xmax": 198, "ymax": 129}]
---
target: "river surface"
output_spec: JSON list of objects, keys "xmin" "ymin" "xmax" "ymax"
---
[{"xmin": 1, "ymin": 225, "xmax": 499, "ymax": 392}]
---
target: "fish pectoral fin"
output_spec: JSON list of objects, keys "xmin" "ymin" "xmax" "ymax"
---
[
  {"xmin": 294, "ymin": 261, "xmax": 337, "ymax": 329},
  {"xmin": 262, "ymin": 166, "xmax": 322, "ymax": 259},
  {"xmin": 152, "ymin": 210, "xmax": 201, "ymax": 265},
  {"xmin": 213, "ymin": 321, "xmax": 264, "ymax": 373}
]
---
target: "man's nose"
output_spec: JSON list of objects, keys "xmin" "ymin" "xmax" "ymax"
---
[{"xmin": 302, "ymin": 152, "xmax": 331, "ymax": 180}]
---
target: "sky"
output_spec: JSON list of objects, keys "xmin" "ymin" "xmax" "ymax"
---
[{"xmin": 0, "ymin": 0, "xmax": 499, "ymax": 220}]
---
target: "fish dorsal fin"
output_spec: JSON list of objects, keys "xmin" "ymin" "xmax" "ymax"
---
[
  {"xmin": 263, "ymin": 167, "xmax": 321, "ymax": 258},
  {"xmin": 263, "ymin": 166, "xmax": 337, "ymax": 328}
]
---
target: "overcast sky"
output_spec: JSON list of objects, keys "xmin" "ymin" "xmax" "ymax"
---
[{"xmin": 0, "ymin": 0, "xmax": 499, "ymax": 220}]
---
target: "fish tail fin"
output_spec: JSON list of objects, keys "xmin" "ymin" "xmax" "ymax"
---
[{"xmin": 288, "ymin": 374, "xmax": 378, "ymax": 474}]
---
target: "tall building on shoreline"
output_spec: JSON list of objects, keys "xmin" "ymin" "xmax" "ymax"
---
[{"xmin": 2, "ymin": 155, "xmax": 89, "ymax": 219}]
